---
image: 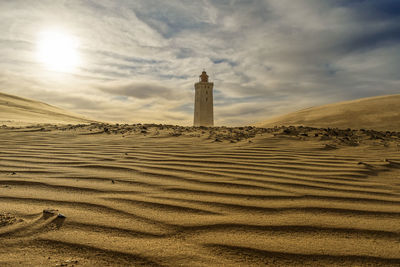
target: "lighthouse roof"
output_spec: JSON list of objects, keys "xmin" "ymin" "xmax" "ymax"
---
[{"xmin": 199, "ymin": 71, "xmax": 209, "ymax": 82}]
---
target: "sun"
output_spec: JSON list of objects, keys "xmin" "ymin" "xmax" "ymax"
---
[{"xmin": 36, "ymin": 30, "xmax": 80, "ymax": 73}]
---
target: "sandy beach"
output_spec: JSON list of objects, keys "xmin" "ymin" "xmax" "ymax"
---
[{"xmin": 1, "ymin": 124, "xmax": 399, "ymax": 266}]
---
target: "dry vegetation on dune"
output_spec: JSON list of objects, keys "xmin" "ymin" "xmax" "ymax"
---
[
  {"xmin": 259, "ymin": 94, "xmax": 400, "ymax": 131},
  {"xmin": 1, "ymin": 123, "xmax": 400, "ymax": 266}
]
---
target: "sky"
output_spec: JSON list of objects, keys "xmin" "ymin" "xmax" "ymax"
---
[{"xmin": 0, "ymin": 0, "xmax": 399, "ymax": 126}]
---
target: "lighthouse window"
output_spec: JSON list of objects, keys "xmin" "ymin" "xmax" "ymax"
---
[{"xmin": 206, "ymin": 97, "xmax": 208, "ymax": 102}]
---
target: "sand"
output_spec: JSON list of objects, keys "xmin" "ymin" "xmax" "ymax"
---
[
  {"xmin": 1, "ymin": 123, "xmax": 400, "ymax": 266},
  {"xmin": 0, "ymin": 92, "xmax": 94, "ymax": 126},
  {"xmin": 259, "ymin": 94, "xmax": 400, "ymax": 131}
]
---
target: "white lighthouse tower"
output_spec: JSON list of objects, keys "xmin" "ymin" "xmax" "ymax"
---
[{"xmin": 194, "ymin": 70, "xmax": 214, "ymax": 126}]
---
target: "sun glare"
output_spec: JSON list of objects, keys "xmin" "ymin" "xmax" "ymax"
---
[{"xmin": 36, "ymin": 30, "xmax": 80, "ymax": 73}]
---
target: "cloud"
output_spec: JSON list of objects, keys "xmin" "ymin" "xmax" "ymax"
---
[
  {"xmin": 0, "ymin": 0, "xmax": 399, "ymax": 126},
  {"xmin": 98, "ymin": 80, "xmax": 191, "ymax": 101}
]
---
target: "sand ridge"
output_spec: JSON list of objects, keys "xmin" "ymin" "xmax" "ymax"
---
[
  {"xmin": 0, "ymin": 92, "xmax": 94, "ymax": 126},
  {"xmin": 259, "ymin": 94, "xmax": 400, "ymax": 131},
  {"xmin": 0, "ymin": 123, "xmax": 400, "ymax": 266}
]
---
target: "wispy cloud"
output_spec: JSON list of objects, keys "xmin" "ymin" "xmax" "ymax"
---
[
  {"xmin": 0, "ymin": 0, "xmax": 399, "ymax": 125},
  {"xmin": 98, "ymin": 80, "xmax": 191, "ymax": 100}
]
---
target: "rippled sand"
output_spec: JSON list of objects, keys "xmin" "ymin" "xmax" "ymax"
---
[{"xmin": 1, "ymin": 124, "xmax": 399, "ymax": 266}]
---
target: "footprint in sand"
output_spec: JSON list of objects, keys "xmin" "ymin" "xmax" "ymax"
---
[{"xmin": 0, "ymin": 210, "xmax": 66, "ymax": 238}]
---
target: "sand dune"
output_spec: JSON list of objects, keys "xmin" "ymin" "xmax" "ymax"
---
[
  {"xmin": 1, "ymin": 123, "xmax": 400, "ymax": 266},
  {"xmin": 0, "ymin": 92, "xmax": 94, "ymax": 126},
  {"xmin": 258, "ymin": 94, "xmax": 400, "ymax": 131}
]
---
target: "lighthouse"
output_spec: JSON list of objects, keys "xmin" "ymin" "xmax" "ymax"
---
[{"xmin": 194, "ymin": 70, "xmax": 214, "ymax": 126}]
